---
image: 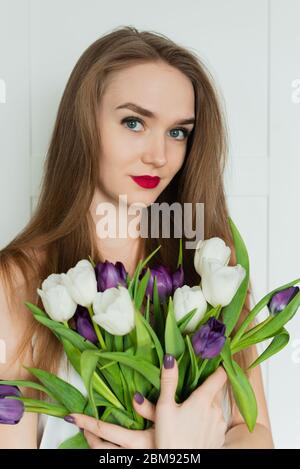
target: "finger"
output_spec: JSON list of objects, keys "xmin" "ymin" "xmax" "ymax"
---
[
  {"xmin": 132, "ymin": 392, "xmax": 156, "ymax": 422},
  {"xmin": 158, "ymin": 354, "xmax": 178, "ymax": 406},
  {"xmin": 213, "ymin": 382, "xmax": 228, "ymax": 409},
  {"xmin": 84, "ymin": 430, "xmax": 120, "ymax": 449},
  {"xmin": 191, "ymin": 367, "xmax": 227, "ymax": 403},
  {"xmin": 69, "ymin": 414, "xmax": 136, "ymax": 447},
  {"xmin": 200, "ymin": 367, "xmax": 227, "ymax": 400}
]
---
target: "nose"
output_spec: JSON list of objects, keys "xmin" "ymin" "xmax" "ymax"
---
[{"xmin": 140, "ymin": 134, "xmax": 168, "ymax": 168}]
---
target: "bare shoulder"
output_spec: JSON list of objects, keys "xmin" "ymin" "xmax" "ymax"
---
[
  {"xmin": 0, "ymin": 250, "xmax": 43, "ymax": 380},
  {"xmin": 0, "ymin": 253, "xmax": 40, "ymax": 448}
]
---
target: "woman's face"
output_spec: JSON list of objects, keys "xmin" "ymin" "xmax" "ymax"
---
[{"xmin": 96, "ymin": 61, "xmax": 195, "ymax": 208}]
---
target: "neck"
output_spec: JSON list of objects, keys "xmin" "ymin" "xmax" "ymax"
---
[{"xmin": 89, "ymin": 188, "xmax": 145, "ymax": 276}]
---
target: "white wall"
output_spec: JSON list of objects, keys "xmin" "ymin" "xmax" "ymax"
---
[{"xmin": 0, "ymin": 0, "xmax": 299, "ymax": 448}]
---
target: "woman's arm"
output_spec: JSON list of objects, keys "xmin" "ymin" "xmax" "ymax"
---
[
  {"xmin": 0, "ymin": 268, "xmax": 38, "ymax": 449},
  {"xmin": 223, "ymin": 345, "xmax": 274, "ymax": 449}
]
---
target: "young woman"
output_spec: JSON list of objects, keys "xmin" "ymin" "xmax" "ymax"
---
[{"xmin": 0, "ymin": 26, "xmax": 274, "ymax": 449}]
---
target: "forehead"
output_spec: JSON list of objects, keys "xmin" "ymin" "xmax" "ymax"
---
[{"xmin": 101, "ymin": 62, "xmax": 195, "ymax": 116}]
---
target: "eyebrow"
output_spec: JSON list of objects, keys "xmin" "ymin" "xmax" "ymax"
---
[{"xmin": 115, "ymin": 102, "xmax": 195, "ymax": 126}]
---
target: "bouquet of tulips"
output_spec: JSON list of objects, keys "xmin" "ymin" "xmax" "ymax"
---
[{"xmin": 1, "ymin": 218, "xmax": 300, "ymax": 448}]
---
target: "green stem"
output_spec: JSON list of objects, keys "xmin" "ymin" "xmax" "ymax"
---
[
  {"xmin": 215, "ymin": 304, "xmax": 222, "ymax": 319},
  {"xmin": 63, "ymin": 321, "xmax": 69, "ymax": 328},
  {"xmin": 237, "ymin": 316, "xmax": 273, "ymax": 341},
  {"xmin": 231, "ymin": 315, "xmax": 273, "ymax": 349},
  {"xmin": 87, "ymin": 305, "xmax": 106, "ymax": 350},
  {"xmin": 197, "ymin": 358, "xmax": 208, "ymax": 381}
]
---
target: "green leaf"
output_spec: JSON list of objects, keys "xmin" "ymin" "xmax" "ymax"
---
[
  {"xmin": 28, "ymin": 313, "xmax": 98, "ymax": 352},
  {"xmin": 61, "ymin": 338, "xmax": 82, "ymax": 374},
  {"xmin": 140, "ymin": 245, "xmax": 162, "ymax": 269},
  {"xmin": 77, "ymin": 350, "xmax": 123, "ymax": 409},
  {"xmin": 145, "ymin": 294, "xmax": 151, "ymax": 323},
  {"xmin": 135, "ymin": 308, "xmax": 154, "ymax": 353},
  {"xmin": 118, "ymin": 348, "xmax": 143, "ymax": 425},
  {"xmin": 221, "ymin": 341, "xmax": 257, "ymax": 432},
  {"xmin": 136, "ymin": 308, "xmax": 163, "ymax": 368},
  {"xmin": 0, "ymin": 379, "xmax": 57, "ymax": 401},
  {"xmin": 119, "ymin": 364, "xmax": 134, "ymax": 414},
  {"xmin": 129, "ymin": 244, "xmax": 162, "ymax": 302},
  {"xmin": 153, "ymin": 276, "xmax": 165, "ymax": 347},
  {"xmin": 132, "ymin": 308, "xmax": 156, "ymax": 397},
  {"xmin": 114, "ymin": 335, "xmax": 123, "ymax": 352},
  {"xmin": 232, "ymin": 277, "xmax": 300, "ymax": 347},
  {"xmin": 238, "ymin": 316, "xmax": 273, "ymax": 342},
  {"xmin": 221, "ymin": 218, "xmax": 250, "ymax": 336},
  {"xmin": 185, "ymin": 335, "xmax": 199, "ymax": 390},
  {"xmin": 196, "ymin": 356, "xmax": 222, "ymax": 384},
  {"xmin": 96, "ymin": 361, "xmax": 124, "ymax": 406},
  {"xmin": 93, "ymin": 351, "xmax": 161, "ymax": 390},
  {"xmin": 177, "ymin": 348, "xmax": 190, "ymax": 398},
  {"xmin": 61, "ymin": 338, "xmax": 124, "ymax": 410},
  {"xmin": 177, "ymin": 238, "xmax": 183, "ymax": 268},
  {"xmin": 80, "ymin": 351, "xmax": 100, "ymax": 418},
  {"xmin": 178, "ymin": 308, "xmax": 197, "ymax": 333},
  {"xmin": 101, "ymin": 407, "xmax": 117, "ymax": 424},
  {"xmin": 58, "ymin": 431, "xmax": 90, "ymax": 449},
  {"xmin": 104, "ymin": 330, "xmax": 114, "ymax": 351},
  {"xmin": 247, "ymin": 328, "xmax": 290, "ymax": 370},
  {"xmin": 83, "ymin": 393, "xmax": 112, "ymax": 417},
  {"xmin": 128, "ymin": 260, "xmax": 143, "ymax": 298},
  {"xmin": 109, "ymin": 407, "xmax": 144, "ymax": 430},
  {"xmin": 135, "ymin": 268, "xmax": 151, "ymax": 310},
  {"xmin": 24, "ymin": 302, "xmax": 48, "ymax": 317},
  {"xmin": 165, "ymin": 297, "xmax": 185, "ymax": 359},
  {"xmin": 232, "ymin": 289, "xmax": 300, "ymax": 353},
  {"xmin": 134, "ymin": 308, "xmax": 157, "ymax": 363},
  {"xmin": 25, "ymin": 367, "xmax": 87, "ymax": 414}
]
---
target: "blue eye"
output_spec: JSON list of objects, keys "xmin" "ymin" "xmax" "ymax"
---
[
  {"xmin": 122, "ymin": 117, "xmax": 144, "ymax": 132},
  {"xmin": 169, "ymin": 128, "xmax": 189, "ymax": 140},
  {"xmin": 121, "ymin": 116, "xmax": 190, "ymax": 141}
]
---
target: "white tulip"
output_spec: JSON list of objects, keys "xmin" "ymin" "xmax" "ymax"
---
[
  {"xmin": 37, "ymin": 273, "xmax": 77, "ymax": 322},
  {"xmin": 61, "ymin": 259, "xmax": 97, "ymax": 307},
  {"xmin": 92, "ymin": 286, "xmax": 135, "ymax": 336},
  {"xmin": 173, "ymin": 285, "xmax": 207, "ymax": 333},
  {"xmin": 201, "ymin": 259, "xmax": 246, "ymax": 307},
  {"xmin": 194, "ymin": 237, "xmax": 231, "ymax": 277}
]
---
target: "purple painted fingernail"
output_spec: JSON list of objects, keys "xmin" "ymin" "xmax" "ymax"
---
[
  {"xmin": 64, "ymin": 415, "xmax": 76, "ymax": 424},
  {"xmin": 164, "ymin": 354, "xmax": 175, "ymax": 369},
  {"xmin": 134, "ymin": 392, "xmax": 144, "ymax": 405}
]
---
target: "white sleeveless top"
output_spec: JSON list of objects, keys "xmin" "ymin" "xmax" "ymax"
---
[
  {"xmin": 37, "ymin": 353, "xmax": 87, "ymax": 449},
  {"xmin": 36, "ymin": 350, "xmax": 232, "ymax": 449}
]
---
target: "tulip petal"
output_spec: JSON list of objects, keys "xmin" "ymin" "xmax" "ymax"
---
[{"xmin": 267, "ymin": 286, "xmax": 299, "ymax": 316}]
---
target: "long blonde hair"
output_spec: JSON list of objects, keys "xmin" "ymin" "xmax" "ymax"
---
[{"xmin": 0, "ymin": 25, "xmax": 253, "ymax": 382}]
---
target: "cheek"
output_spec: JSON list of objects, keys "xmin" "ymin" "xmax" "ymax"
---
[{"xmin": 169, "ymin": 149, "xmax": 186, "ymax": 175}]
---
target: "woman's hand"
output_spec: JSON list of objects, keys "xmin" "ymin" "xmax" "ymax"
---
[
  {"xmin": 66, "ymin": 354, "xmax": 227, "ymax": 449},
  {"xmin": 66, "ymin": 397, "xmax": 155, "ymax": 449},
  {"xmin": 151, "ymin": 354, "xmax": 228, "ymax": 449}
]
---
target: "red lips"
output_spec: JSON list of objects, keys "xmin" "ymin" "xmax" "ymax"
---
[{"xmin": 131, "ymin": 175, "xmax": 160, "ymax": 189}]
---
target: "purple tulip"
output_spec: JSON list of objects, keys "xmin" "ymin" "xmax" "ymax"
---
[
  {"xmin": 172, "ymin": 265, "xmax": 184, "ymax": 291},
  {"xmin": 0, "ymin": 384, "xmax": 24, "ymax": 424},
  {"xmin": 95, "ymin": 260, "xmax": 127, "ymax": 292},
  {"xmin": 74, "ymin": 305, "xmax": 98, "ymax": 344},
  {"xmin": 141, "ymin": 265, "xmax": 173, "ymax": 303},
  {"xmin": 267, "ymin": 286, "xmax": 299, "ymax": 316},
  {"xmin": 140, "ymin": 264, "xmax": 185, "ymax": 303},
  {"xmin": 192, "ymin": 317, "xmax": 226, "ymax": 359}
]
